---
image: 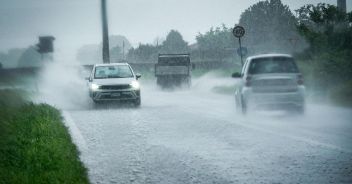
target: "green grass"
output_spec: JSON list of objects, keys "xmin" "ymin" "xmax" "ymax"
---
[{"xmin": 0, "ymin": 90, "xmax": 89, "ymax": 184}]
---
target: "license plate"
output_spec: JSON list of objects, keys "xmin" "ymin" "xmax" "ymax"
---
[{"xmin": 111, "ymin": 93, "xmax": 121, "ymax": 97}]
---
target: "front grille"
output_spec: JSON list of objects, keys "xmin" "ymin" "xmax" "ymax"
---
[
  {"xmin": 100, "ymin": 92, "xmax": 134, "ymax": 99},
  {"xmin": 100, "ymin": 85, "xmax": 131, "ymax": 90}
]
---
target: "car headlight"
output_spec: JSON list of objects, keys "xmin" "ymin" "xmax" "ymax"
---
[
  {"xmin": 90, "ymin": 83, "xmax": 100, "ymax": 91},
  {"xmin": 130, "ymin": 81, "xmax": 140, "ymax": 89}
]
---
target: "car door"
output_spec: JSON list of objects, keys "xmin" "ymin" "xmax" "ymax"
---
[{"xmin": 235, "ymin": 59, "xmax": 249, "ymax": 106}]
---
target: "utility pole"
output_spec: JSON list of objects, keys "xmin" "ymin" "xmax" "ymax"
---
[
  {"xmin": 101, "ymin": 0, "xmax": 110, "ymax": 63},
  {"xmin": 337, "ymin": 0, "xmax": 346, "ymax": 13},
  {"xmin": 122, "ymin": 41, "xmax": 125, "ymax": 60}
]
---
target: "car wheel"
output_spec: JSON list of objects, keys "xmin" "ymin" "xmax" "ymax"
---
[
  {"xmin": 295, "ymin": 105, "xmax": 305, "ymax": 115},
  {"xmin": 241, "ymin": 97, "xmax": 247, "ymax": 115},
  {"xmin": 134, "ymin": 97, "xmax": 141, "ymax": 107},
  {"xmin": 92, "ymin": 100, "xmax": 100, "ymax": 109}
]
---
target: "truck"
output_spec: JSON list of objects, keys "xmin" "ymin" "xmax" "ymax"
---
[{"xmin": 155, "ymin": 54, "xmax": 194, "ymax": 88}]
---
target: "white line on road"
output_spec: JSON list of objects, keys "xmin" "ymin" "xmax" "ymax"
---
[
  {"xmin": 238, "ymin": 119, "xmax": 352, "ymax": 154},
  {"xmin": 62, "ymin": 111, "xmax": 88, "ymax": 151}
]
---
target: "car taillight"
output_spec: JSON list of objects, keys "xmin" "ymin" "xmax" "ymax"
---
[
  {"xmin": 245, "ymin": 76, "xmax": 252, "ymax": 87},
  {"xmin": 297, "ymin": 74, "xmax": 304, "ymax": 85}
]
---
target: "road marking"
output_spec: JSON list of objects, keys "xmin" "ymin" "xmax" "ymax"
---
[
  {"xmin": 62, "ymin": 111, "xmax": 88, "ymax": 151},
  {"xmin": 238, "ymin": 119, "xmax": 352, "ymax": 154},
  {"xmin": 178, "ymin": 105, "xmax": 352, "ymax": 154}
]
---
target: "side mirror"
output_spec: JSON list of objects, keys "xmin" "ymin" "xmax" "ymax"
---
[
  {"xmin": 85, "ymin": 77, "xmax": 92, "ymax": 82},
  {"xmin": 136, "ymin": 73, "xmax": 142, "ymax": 80},
  {"xmin": 231, "ymin": 72, "xmax": 241, "ymax": 78},
  {"xmin": 192, "ymin": 63, "xmax": 196, "ymax": 70}
]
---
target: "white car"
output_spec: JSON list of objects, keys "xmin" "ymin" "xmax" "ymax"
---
[
  {"xmin": 232, "ymin": 54, "xmax": 305, "ymax": 114},
  {"xmin": 86, "ymin": 63, "xmax": 141, "ymax": 106}
]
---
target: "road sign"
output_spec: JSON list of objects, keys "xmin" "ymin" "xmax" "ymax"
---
[
  {"xmin": 237, "ymin": 47, "xmax": 248, "ymax": 57},
  {"xmin": 232, "ymin": 26, "xmax": 245, "ymax": 38},
  {"xmin": 36, "ymin": 36, "xmax": 55, "ymax": 53}
]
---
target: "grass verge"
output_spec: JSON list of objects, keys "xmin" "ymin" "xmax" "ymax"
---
[{"xmin": 0, "ymin": 90, "xmax": 89, "ymax": 184}]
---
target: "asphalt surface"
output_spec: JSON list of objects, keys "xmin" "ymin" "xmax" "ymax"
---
[{"xmin": 62, "ymin": 79, "xmax": 352, "ymax": 184}]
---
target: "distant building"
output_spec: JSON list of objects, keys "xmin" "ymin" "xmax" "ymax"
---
[{"xmin": 337, "ymin": 0, "xmax": 346, "ymax": 13}]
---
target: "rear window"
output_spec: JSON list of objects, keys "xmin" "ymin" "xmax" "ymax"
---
[
  {"xmin": 248, "ymin": 57, "xmax": 299, "ymax": 74},
  {"xmin": 158, "ymin": 56, "xmax": 190, "ymax": 66}
]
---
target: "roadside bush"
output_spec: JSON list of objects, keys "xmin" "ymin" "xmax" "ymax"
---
[
  {"xmin": 0, "ymin": 90, "xmax": 89, "ymax": 184},
  {"xmin": 329, "ymin": 80, "xmax": 352, "ymax": 107}
]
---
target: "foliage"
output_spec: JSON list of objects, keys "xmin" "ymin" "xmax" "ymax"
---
[
  {"xmin": 127, "ymin": 44, "xmax": 160, "ymax": 62},
  {"xmin": 239, "ymin": 0, "xmax": 304, "ymax": 54},
  {"xmin": 296, "ymin": 3, "xmax": 352, "ymax": 105},
  {"xmin": 127, "ymin": 30, "xmax": 189, "ymax": 63},
  {"xmin": 161, "ymin": 30, "xmax": 189, "ymax": 54},
  {"xmin": 111, "ymin": 45, "xmax": 123, "ymax": 62},
  {"xmin": 296, "ymin": 3, "xmax": 352, "ymax": 53},
  {"xmin": 0, "ymin": 48, "xmax": 25, "ymax": 68},
  {"xmin": 0, "ymin": 90, "xmax": 89, "ymax": 184},
  {"xmin": 17, "ymin": 46, "xmax": 42, "ymax": 68},
  {"xmin": 329, "ymin": 80, "xmax": 352, "ymax": 107},
  {"xmin": 195, "ymin": 25, "xmax": 236, "ymax": 61}
]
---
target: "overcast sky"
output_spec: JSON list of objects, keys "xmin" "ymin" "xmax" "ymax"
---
[{"xmin": 0, "ymin": 0, "xmax": 351, "ymax": 59}]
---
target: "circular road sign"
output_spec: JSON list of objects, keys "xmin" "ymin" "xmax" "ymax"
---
[{"xmin": 233, "ymin": 26, "xmax": 245, "ymax": 38}]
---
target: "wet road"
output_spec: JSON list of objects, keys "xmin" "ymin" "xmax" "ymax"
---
[{"xmin": 63, "ymin": 80, "xmax": 352, "ymax": 184}]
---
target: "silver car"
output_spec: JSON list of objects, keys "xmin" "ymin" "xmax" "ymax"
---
[
  {"xmin": 232, "ymin": 54, "xmax": 305, "ymax": 114},
  {"xmin": 87, "ymin": 63, "xmax": 141, "ymax": 106}
]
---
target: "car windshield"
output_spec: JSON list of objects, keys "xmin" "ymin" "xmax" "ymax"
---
[
  {"xmin": 248, "ymin": 57, "xmax": 299, "ymax": 74},
  {"xmin": 94, "ymin": 65, "xmax": 133, "ymax": 79}
]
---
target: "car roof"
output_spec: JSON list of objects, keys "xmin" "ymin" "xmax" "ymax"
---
[
  {"xmin": 94, "ymin": 63, "xmax": 130, "ymax": 67},
  {"xmin": 247, "ymin": 54, "xmax": 293, "ymax": 61}
]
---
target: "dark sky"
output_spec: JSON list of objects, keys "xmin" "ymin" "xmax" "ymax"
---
[{"xmin": 0, "ymin": 0, "xmax": 351, "ymax": 60}]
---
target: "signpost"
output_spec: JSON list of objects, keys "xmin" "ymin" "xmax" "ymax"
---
[
  {"xmin": 237, "ymin": 47, "xmax": 248, "ymax": 58},
  {"xmin": 232, "ymin": 26, "xmax": 245, "ymax": 66},
  {"xmin": 36, "ymin": 36, "xmax": 55, "ymax": 61}
]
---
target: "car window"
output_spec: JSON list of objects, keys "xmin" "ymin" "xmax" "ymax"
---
[
  {"xmin": 248, "ymin": 57, "xmax": 299, "ymax": 74},
  {"xmin": 94, "ymin": 65, "xmax": 133, "ymax": 79}
]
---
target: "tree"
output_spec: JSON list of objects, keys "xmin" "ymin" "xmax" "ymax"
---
[
  {"xmin": 110, "ymin": 46, "xmax": 123, "ymax": 62},
  {"xmin": 296, "ymin": 3, "xmax": 352, "ymax": 85},
  {"xmin": 109, "ymin": 35, "xmax": 132, "ymax": 55},
  {"xmin": 127, "ymin": 44, "xmax": 159, "ymax": 62},
  {"xmin": 296, "ymin": 3, "xmax": 352, "ymax": 53},
  {"xmin": 239, "ymin": 0, "xmax": 305, "ymax": 54},
  {"xmin": 2, "ymin": 48, "xmax": 25, "ymax": 68},
  {"xmin": 195, "ymin": 24, "xmax": 236, "ymax": 61},
  {"xmin": 161, "ymin": 30, "xmax": 189, "ymax": 54},
  {"xmin": 17, "ymin": 46, "xmax": 42, "ymax": 67}
]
